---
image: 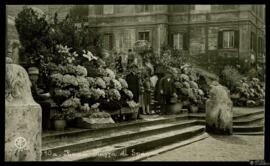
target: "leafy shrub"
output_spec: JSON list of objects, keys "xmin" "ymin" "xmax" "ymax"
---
[{"xmin": 220, "ymin": 66, "xmax": 243, "ymax": 92}]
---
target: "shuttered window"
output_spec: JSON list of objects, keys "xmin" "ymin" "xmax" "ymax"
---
[
  {"xmin": 251, "ymin": 32, "xmax": 257, "ymax": 52},
  {"xmin": 218, "ymin": 30, "xmax": 239, "ymax": 49},
  {"xmin": 138, "ymin": 32, "xmax": 150, "ymax": 41},
  {"xmin": 170, "ymin": 32, "xmax": 189, "ymax": 50},
  {"xmin": 103, "ymin": 33, "xmax": 113, "ymax": 50}
]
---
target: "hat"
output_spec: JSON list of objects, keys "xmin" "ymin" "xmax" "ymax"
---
[{"xmin": 28, "ymin": 67, "xmax": 39, "ymax": 75}]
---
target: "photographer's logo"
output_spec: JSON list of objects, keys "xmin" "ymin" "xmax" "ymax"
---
[{"xmin": 14, "ymin": 137, "xmax": 27, "ymax": 150}]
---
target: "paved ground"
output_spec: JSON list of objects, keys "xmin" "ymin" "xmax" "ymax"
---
[{"xmin": 143, "ymin": 134, "xmax": 264, "ymax": 161}]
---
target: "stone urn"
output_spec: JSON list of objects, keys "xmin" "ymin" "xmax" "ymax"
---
[
  {"xmin": 205, "ymin": 82, "xmax": 233, "ymax": 135},
  {"xmin": 5, "ymin": 61, "xmax": 42, "ymax": 161}
]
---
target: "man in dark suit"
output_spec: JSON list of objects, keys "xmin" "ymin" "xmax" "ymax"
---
[
  {"xmin": 125, "ymin": 64, "xmax": 140, "ymax": 103},
  {"xmin": 157, "ymin": 68, "xmax": 177, "ymax": 115}
]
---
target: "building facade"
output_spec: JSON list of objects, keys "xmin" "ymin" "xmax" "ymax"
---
[
  {"xmin": 6, "ymin": 5, "xmax": 265, "ymax": 72},
  {"xmin": 83, "ymin": 5, "xmax": 265, "ymax": 72}
]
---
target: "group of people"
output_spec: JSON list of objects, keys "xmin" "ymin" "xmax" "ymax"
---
[{"xmin": 124, "ymin": 49, "xmax": 177, "ymax": 116}]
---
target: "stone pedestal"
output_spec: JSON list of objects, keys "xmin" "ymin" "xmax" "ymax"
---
[
  {"xmin": 205, "ymin": 83, "xmax": 233, "ymax": 135},
  {"xmin": 5, "ymin": 63, "xmax": 42, "ymax": 161}
]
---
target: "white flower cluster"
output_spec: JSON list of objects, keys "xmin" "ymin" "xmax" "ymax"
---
[
  {"xmin": 105, "ymin": 68, "xmax": 115, "ymax": 79},
  {"xmin": 82, "ymin": 50, "xmax": 98, "ymax": 62},
  {"xmin": 123, "ymin": 89, "xmax": 133, "ymax": 100},
  {"xmin": 90, "ymin": 88, "xmax": 106, "ymax": 100},
  {"xmin": 112, "ymin": 79, "xmax": 122, "ymax": 91},
  {"xmin": 96, "ymin": 77, "xmax": 106, "ymax": 89},
  {"xmin": 118, "ymin": 78, "xmax": 128, "ymax": 89},
  {"xmin": 108, "ymin": 89, "xmax": 121, "ymax": 101}
]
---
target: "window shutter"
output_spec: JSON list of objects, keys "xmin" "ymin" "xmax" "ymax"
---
[
  {"xmin": 169, "ymin": 33, "xmax": 174, "ymax": 48},
  {"xmin": 218, "ymin": 31, "xmax": 223, "ymax": 49},
  {"xmin": 183, "ymin": 33, "xmax": 188, "ymax": 50},
  {"xmin": 234, "ymin": 30, "xmax": 239, "ymax": 48}
]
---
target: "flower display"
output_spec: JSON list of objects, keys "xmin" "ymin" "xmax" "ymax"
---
[
  {"xmin": 62, "ymin": 74, "xmax": 78, "ymax": 87},
  {"xmin": 126, "ymin": 100, "xmax": 139, "ymax": 108},
  {"xmin": 86, "ymin": 77, "xmax": 96, "ymax": 87},
  {"xmin": 50, "ymin": 73, "xmax": 63, "ymax": 87},
  {"xmin": 54, "ymin": 88, "xmax": 71, "ymax": 98},
  {"xmin": 123, "ymin": 89, "xmax": 133, "ymax": 100},
  {"xmin": 78, "ymin": 87, "xmax": 91, "ymax": 98},
  {"xmin": 96, "ymin": 77, "xmax": 106, "ymax": 89},
  {"xmin": 90, "ymin": 88, "xmax": 106, "ymax": 100},
  {"xmin": 118, "ymin": 78, "xmax": 128, "ymax": 89},
  {"xmin": 112, "ymin": 79, "xmax": 122, "ymax": 91},
  {"xmin": 108, "ymin": 89, "xmax": 121, "ymax": 101},
  {"xmin": 102, "ymin": 76, "xmax": 112, "ymax": 87},
  {"xmin": 77, "ymin": 76, "xmax": 89, "ymax": 88},
  {"xmin": 82, "ymin": 50, "xmax": 98, "ymax": 62},
  {"xmin": 75, "ymin": 65, "xmax": 87, "ymax": 76},
  {"xmin": 105, "ymin": 68, "xmax": 115, "ymax": 79},
  {"xmin": 61, "ymin": 97, "xmax": 81, "ymax": 108}
]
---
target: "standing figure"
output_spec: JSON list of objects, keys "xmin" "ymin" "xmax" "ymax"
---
[
  {"xmin": 116, "ymin": 55, "xmax": 123, "ymax": 73},
  {"xmin": 157, "ymin": 69, "xmax": 176, "ymax": 115},
  {"xmin": 142, "ymin": 72, "xmax": 151, "ymax": 114},
  {"xmin": 127, "ymin": 49, "xmax": 135, "ymax": 67},
  {"xmin": 125, "ymin": 64, "xmax": 140, "ymax": 103},
  {"xmin": 28, "ymin": 67, "xmax": 51, "ymax": 130}
]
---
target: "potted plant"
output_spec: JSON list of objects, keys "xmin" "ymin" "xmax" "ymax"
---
[{"xmin": 52, "ymin": 110, "xmax": 66, "ymax": 130}]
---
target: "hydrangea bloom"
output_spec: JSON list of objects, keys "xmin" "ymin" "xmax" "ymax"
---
[
  {"xmin": 61, "ymin": 97, "xmax": 81, "ymax": 108},
  {"xmin": 123, "ymin": 89, "xmax": 133, "ymax": 100},
  {"xmin": 96, "ymin": 77, "xmax": 106, "ymax": 89},
  {"xmin": 90, "ymin": 88, "xmax": 106, "ymax": 100},
  {"xmin": 86, "ymin": 77, "xmax": 96, "ymax": 87},
  {"xmin": 118, "ymin": 78, "xmax": 128, "ymax": 89},
  {"xmin": 112, "ymin": 79, "xmax": 122, "ymax": 90},
  {"xmin": 103, "ymin": 76, "xmax": 112, "ymax": 86},
  {"xmin": 76, "ymin": 65, "xmax": 87, "ymax": 76},
  {"xmin": 127, "ymin": 100, "xmax": 139, "ymax": 108},
  {"xmin": 62, "ymin": 74, "xmax": 78, "ymax": 87},
  {"xmin": 108, "ymin": 89, "xmax": 121, "ymax": 101},
  {"xmin": 77, "ymin": 76, "xmax": 89, "ymax": 88},
  {"xmin": 105, "ymin": 68, "xmax": 116, "ymax": 79},
  {"xmin": 79, "ymin": 87, "xmax": 91, "ymax": 98},
  {"xmin": 50, "ymin": 73, "xmax": 63, "ymax": 87},
  {"xmin": 54, "ymin": 89, "xmax": 71, "ymax": 98}
]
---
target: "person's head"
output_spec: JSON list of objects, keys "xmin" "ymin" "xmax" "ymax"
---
[
  {"xmin": 128, "ymin": 49, "xmax": 132, "ymax": 53},
  {"xmin": 28, "ymin": 67, "xmax": 39, "ymax": 85}
]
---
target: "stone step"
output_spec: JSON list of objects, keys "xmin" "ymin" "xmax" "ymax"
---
[
  {"xmin": 233, "ymin": 114, "xmax": 264, "ymax": 126},
  {"xmin": 192, "ymin": 120, "xmax": 264, "ymax": 133},
  {"xmin": 42, "ymin": 119, "xmax": 199, "ymax": 160},
  {"xmin": 118, "ymin": 132, "xmax": 209, "ymax": 161},
  {"xmin": 233, "ymin": 110, "xmax": 264, "ymax": 120},
  {"xmin": 233, "ymin": 131, "xmax": 264, "ymax": 135},
  {"xmin": 233, "ymin": 125, "xmax": 264, "ymax": 132},
  {"xmin": 44, "ymin": 125, "xmax": 205, "ymax": 161},
  {"xmin": 42, "ymin": 114, "xmax": 190, "ymax": 145}
]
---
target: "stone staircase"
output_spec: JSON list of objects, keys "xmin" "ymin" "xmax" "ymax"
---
[
  {"xmin": 41, "ymin": 107, "xmax": 264, "ymax": 161},
  {"xmin": 42, "ymin": 114, "xmax": 207, "ymax": 161}
]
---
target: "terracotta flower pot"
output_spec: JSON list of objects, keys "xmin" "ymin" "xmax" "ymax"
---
[
  {"xmin": 165, "ymin": 103, "xmax": 183, "ymax": 115},
  {"xmin": 190, "ymin": 105, "xmax": 199, "ymax": 113},
  {"xmin": 54, "ymin": 119, "xmax": 66, "ymax": 131}
]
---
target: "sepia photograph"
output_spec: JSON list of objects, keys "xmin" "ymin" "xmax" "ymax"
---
[{"xmin": 5, "ymin": 4, "xmax": 266, "ymax": 162}]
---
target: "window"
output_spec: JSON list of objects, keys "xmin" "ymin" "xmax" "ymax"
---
[
  {"xmin": 173, "ymin": 33, "xmax": 183, "ymax": 50},
  {"xmin": 223, "ymin": 31, "xmax": 235, "ymax": 48},
  {"xmin": 218, "ymin": 30, "xmax": 239, "ymax": 49},
  {"xmin": 103, "ymin": 5, "xmax": 114, "ymax": 14},
  {"xmin": 170, "ymin": 33, "xmax": 189, "ymax": 50},
  {"xmin": 258, "ymin": 37, "xmax": 264, "ymax": 54},
  {"xmin": 250, "ymin": 32, "xmax": 257, "ymax": 52},
  {"xmin": 103, "ymin": 33, "xmax": 113, "ymax": 50},
  {"xmin": 138, "ymin": 32, "xmax": 150, "ymax": 41},
  {"xmin": 137, "ymin": 5, "xmax": 150, "ymax": 13}
]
